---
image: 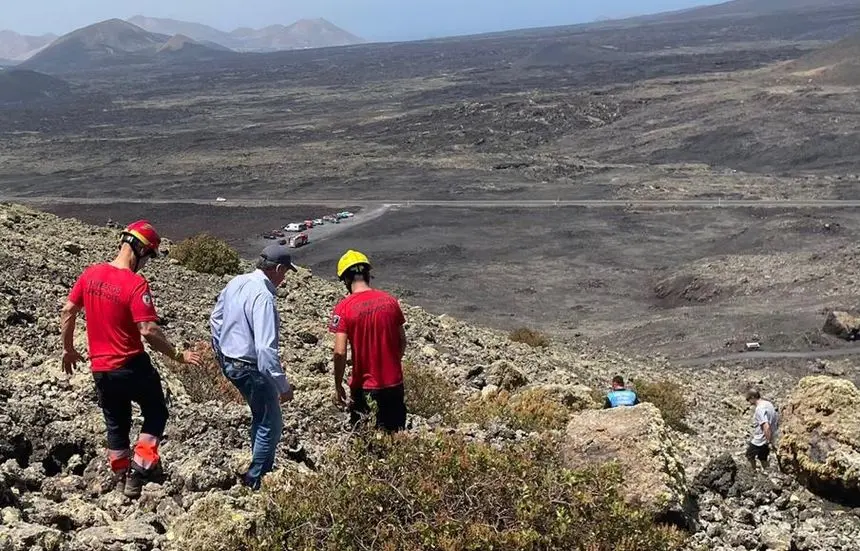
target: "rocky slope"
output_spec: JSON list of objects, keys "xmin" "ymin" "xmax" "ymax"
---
[
  {"xmin": 19, "ymin": 19, "xmax": 169, "ymax": 73},
  {"xmin": 0, "ymin": 70, "xmax": 71, "ymax": 104},
  {"xmin": 128, "ymin": 15, "xmax": 364, "ymax": 52},
  {"xmin": 785, "ymin": 33, "xmax": 860, "ymax": 86},
  {"xmin": 0, "ymin": 31, "xmax": 56, "ymax": 62},
  {"xmin": 0, "ymin": 203, "xmax": 858, "ymax": 550}
]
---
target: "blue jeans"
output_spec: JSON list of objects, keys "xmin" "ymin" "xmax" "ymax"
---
[{"xmin": 219, "ymin": 355, "xmax": 283, "ymax": 489}]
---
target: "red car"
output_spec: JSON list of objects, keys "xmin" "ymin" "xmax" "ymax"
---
[{"xmin": 289, "ymin": 233, "xmax": 309, "ymax": 248}]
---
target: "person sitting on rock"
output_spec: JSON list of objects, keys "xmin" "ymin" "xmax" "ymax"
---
[
  {"xmin": 329, "ymin": 250, "xmax": 408, "ymax": 432},
  {"xmin": 210, "ymin": 244, "xmax": 297, "ymax": 491},
  {"xmin": 745, "ymin": 388, "xmax": 779, "ymax": 472},
  {"xmin": 604, "ymin": 375, "xmax": 640, "ymax": 408},
  {"xmin": 60, "ymin": 220, "xmax": 203, "ymax": 499}
]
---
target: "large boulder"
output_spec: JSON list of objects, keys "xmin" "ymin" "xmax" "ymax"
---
[
  {"xmin": 561, "ymin": 403, "xmax": 691, "ymax": 523},
  {"xmin": 822, "ymin": 311, "xmax": 860, "ymax": 340},
  {"xmin": 70, "ymin": 520, "xmax": 159, "ymax": 551},
  {"xmin": 692, "ymin": 453, "xmax": 737, "ymax": 497},
  {"xmin": 0, "ymin": 522, "xmax": 64, "ymax": 551},
  {"xmin": 777, "ymin": 376, "xmax": 860, "ymax": 505}
]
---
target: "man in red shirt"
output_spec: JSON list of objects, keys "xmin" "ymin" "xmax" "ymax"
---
[
  {"xmin": 329, "ymin": 250, "xmax": 408, "ymax": 432},
  {"xmin": 60, "ymin": 220, "xmax": 202, "ymax": 498}
]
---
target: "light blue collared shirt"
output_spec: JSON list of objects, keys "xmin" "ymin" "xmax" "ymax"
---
[{"xmin": 210, "ymin": 270, "xmax": 288, "ymax": 394}]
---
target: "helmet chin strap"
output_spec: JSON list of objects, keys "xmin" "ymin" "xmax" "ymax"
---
[{"xmin": 122, "ymin": 234, "xmax": 147, "ymax": 273}]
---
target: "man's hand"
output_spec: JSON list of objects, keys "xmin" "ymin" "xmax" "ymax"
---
[
  {"xmin": 62, "ymin": 349, "xmax": 83, "ymax": 375},
  {"xmin": 280, "ymin": 384, "xmax": 294, "ymax": 404},
  {"xmin": 334, "ymin": 384, "xmax": 349, "ymax": 408},
  {"xmin": 180, "ymin": 350, "xmax": 203, "ymax": 367}
]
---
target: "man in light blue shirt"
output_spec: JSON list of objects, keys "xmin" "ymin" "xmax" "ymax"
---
[
  {"xmin": 604, "ymin": 375, "xmax": 640, "ymax": 409},
  {"xmin": 210, "ymin": 244, "xmax": 297, "ymax": 490}
]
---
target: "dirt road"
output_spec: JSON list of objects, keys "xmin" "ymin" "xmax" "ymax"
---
[
  {"xmin": 680, "ymin": 346, "xmax": 860, "ymax": 366},
  {"xmin": 9, "ymin": 197, "xmax": 860, "ymax": 209},
  {"xmin": 252, "ymin": 204, "xmax": 393, "ymax": 253}
]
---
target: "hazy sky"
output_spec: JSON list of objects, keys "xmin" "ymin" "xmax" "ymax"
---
[{"xmin": 2, "ymin": 0, "xmax": 718, "ymax": 40}]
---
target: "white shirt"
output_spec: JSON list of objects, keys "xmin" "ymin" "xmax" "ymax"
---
[
  {"xmin": 751, "ymin": 399, "xmax": 778, "ymax": 447},
  {"xmin": 210, "ymin": 270, "xmax": 288, "ymax": 393}
]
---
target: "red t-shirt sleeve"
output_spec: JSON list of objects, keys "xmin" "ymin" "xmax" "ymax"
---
[
  {"xmin": 130, "ymin": 281, "xmax": 159, "ymax": 323},
  {"xmin": 328, "ymin": 302, "xmax": 349, "ymax": 334},
  {"xmin": 68, "ymin": 272, "xmax": 86, "ymax": 306}
]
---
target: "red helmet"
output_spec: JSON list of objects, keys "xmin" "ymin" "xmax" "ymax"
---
[{"xmin": 122, "ymin": 220, "xmax": 161, "ymax": 255}]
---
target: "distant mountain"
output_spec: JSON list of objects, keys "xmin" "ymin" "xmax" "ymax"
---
[
  {"xmin": 0, "ymin": 30, "xmax": 57, "ymax": 61},
  {"xmin": 635, "ymin": 0, "xmax": 860, "ymax": 22},
  {"xmin": 156, "ymin": 34, "xmax": 235, "ymax": 60},
  {"xmin": 19, "ymin": 19, "xmax": 236, "ymax": 73},
  {"xmin": 784, "ymin": 33, "xmax": 860, "ymax": 85},
  {"xmin": 20, "ymin": 19, "xmax": 168, "ymax": 72},
  {"xmin": 128, "ymin": 15, "xmax": 363, "ymax": 52},
  {"xmin": 230, "ymin": 18, "xmax": 364, "ymax": 51},
  {"xmin": 128, "ymin": 15, "xmax": 241, "ymax": 49},
  {"xmin": 0, "ymin": 69, "xmax": 71, "ymax": 103}
]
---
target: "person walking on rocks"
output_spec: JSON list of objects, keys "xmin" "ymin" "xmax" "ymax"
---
[
  {"xmin": 745, "ymin": 388, "xmax": 779, "ymax": 472},
  {"xmin": 60, "ymin": 220, "xmax": 203, "ymax": 499},
  {"xmin": 329, "ymin": 250, "xmax": 408, "ymax": 432},
  {"xmin": 210, "ymin": 244, "xmax": 297, "ymax": 490},
  {"xmin": 604, "ymin": 375, "xmax": 640, "ymax": 408}
]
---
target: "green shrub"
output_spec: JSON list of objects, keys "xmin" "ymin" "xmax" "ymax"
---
[
  {"xmin": 402, "ymin": 363, "xmax": 461, "ymax": 422},
  {"xmin": 462, "ymin": 387, "xmax": 573, "ymax": 432},
  {"xmin": 633, "ymin": 379, "xmax": 691, "ymax": 433},
  {"xmin": 251, "ymin": 431, "xmax": 685, "ymax": 551},
  {"xmin": 167, "ymin": 341, "xmax": 244, "ymax": 404},
  {"xmin": 170, "ymin": 233, "xmax": 240, "ymax": 276},
  {"xmin": 509, "ymin": 327, "xmax": 550, "ymax": 348}
]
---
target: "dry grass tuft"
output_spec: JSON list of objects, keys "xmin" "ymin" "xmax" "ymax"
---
[
  {"xmin": 166, "ymin": 341, "xmax": 244, "ymax": 404},
  {"xmin": 509, "ymin": 327, "xmax": 551, "ymax": 348},
  {"xmin": 251, "ymin": 431, "xmax": 686, "ymax": 551}
]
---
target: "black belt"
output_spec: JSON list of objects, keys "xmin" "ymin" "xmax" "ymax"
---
[
  {"xmin": 212, "ymin": 341, "xmax": 257, "ymax": 371},
  {"xmin": 225, "ymin": 357, "xmax": 257, "ymax": 370}
]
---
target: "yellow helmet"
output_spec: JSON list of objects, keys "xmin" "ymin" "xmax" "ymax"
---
[{"xmin": 337, "ymin": 250, "xmax": 371, "ymax": 279}]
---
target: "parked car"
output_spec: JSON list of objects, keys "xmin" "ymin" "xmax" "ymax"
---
[
  {"xmin": 323, "ymin": 215, "xmax": 339, "ymax": 224},
  {"xmin": 304, "ymin": 219, "xmax": 315, "ymax": 228},
  {"xmin": 289, "ymin": 233, "xmax": 309, "ymax": 248},
  {"xmin": 215, "ymin": 197, "xmax": 227, "ymax": 202},
  {"xmin": 284, "ymin": 223, "xmax": 303, "ymax": 232},
  {"xmin": 313, "ymin": 218, "xmax": 324, "ymax": 226},
  {"xmin": 261, "ymin": 232, "xmax": 276, "ymax": 240},
  {"xmin": 336, "ymin": 211, "xmax": 355, "ymax": 219}
]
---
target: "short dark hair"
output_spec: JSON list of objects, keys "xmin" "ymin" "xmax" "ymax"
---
[
  {"xmin": 745, "ymin": 388, "xmax": 761, "ymax": 401},
  {"xmin": 612, "ymin": 375, "xmax": 625, "ymax": 386},
  {"xmin": 257, "ymin": 257, "xmax": 280, "ymax": 271},
  {"xmin": 342, "ymin": 265, "xmax": 371, "ymax": 285}
]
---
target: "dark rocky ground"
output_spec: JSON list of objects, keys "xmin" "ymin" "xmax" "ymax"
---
[
  {"xmin": 39, "ymin": 202, "xmax": 860, "ymax": 361},
  {"xmin": 2, "ymin": 200, "xmax": 860, "ymax": 551},
  {"xmin": 2, "ymin": 4, "xmax": 860, "ymax": 361},
  {"xmin": 2, "ymin": 4, "xmax": 860, "ymax": 549}
]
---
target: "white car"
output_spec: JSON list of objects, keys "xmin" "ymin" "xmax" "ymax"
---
[
  {"xmin": 215, "ymin": 197, "xmax": 227, "ymax": 202},
  {"xmin": 313, "ymin": 218, "xmax": 324, "ymax": 226},
  {"xmin": 284, "ymin": 223, "xmax": 303, "ymax": 232}
]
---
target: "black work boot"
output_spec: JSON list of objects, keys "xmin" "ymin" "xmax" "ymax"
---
[
  {"xmin": 123, "ymin": 463, "xmax": 147, "ymax": 499},
  {"xmin": 112, "ymin": 470, "xmax": 128, "ymax": 494}
]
